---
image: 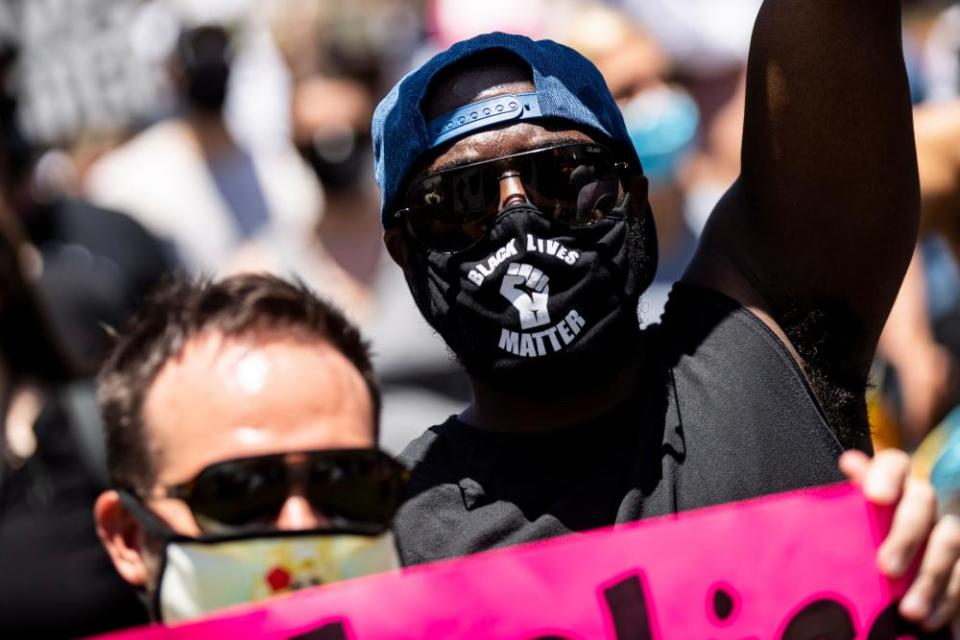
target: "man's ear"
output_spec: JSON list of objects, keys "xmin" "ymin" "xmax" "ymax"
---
[
  {"xmin": 94, "ymin": 490, "xmax": 149, "ymax": 588},
  {"xmin": 384, "ymin": 228, "xmax": 410, "ymax": 269},
  {"xmin": 627, "ymin": 174, "xmax": 650, "ymax": 218}
]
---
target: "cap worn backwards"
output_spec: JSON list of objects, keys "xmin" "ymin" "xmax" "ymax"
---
[{"xmin": 372, "ymin": 32, "xmax": 639, "ymax": 226}]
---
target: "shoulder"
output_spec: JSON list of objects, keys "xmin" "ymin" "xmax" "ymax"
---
[
  {"xmin": 85, "ymin": 121, "xmax": 198, "ymax": 201},
  {"xmin": 654, "ymin": 282, "xmax": 858, "ymax": 450},
  {"xmin": 394, "ymin": 418, "xmax": 476, "ymax": 565},
  {"xmin": 54, "ymin": 200, "xmax": 161, "ymax": 245},
  {"xmin": 653, "ymin": 281, "xmax": 763, "ymax": 358},
  {"xmin": 398, "ymin": 425, "xmax": 442, "ymax": 469},
  {"xmin": 656, "ymin": 281, "xmax": 806, "ymax": 379},
  {"xmin": 398, "ymin": 417, "xmax": 465, "ymax": 480}
]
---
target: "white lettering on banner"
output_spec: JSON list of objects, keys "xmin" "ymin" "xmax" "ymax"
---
[
  {"xmin": 498, "ymin": 310, "xmax": 587, "ymax": 357},
  {"xmin": 468, "ymin": 239, "xmax": 519, "ymax": 286}
]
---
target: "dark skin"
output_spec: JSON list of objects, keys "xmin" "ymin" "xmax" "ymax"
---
[{"xmin": 385, "ymin": 2, "xmax": 960, "ymax": 628}]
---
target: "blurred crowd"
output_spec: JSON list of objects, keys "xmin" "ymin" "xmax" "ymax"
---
[{"xmin": 2, "ymin": 0, "xmax": 960, "ymax": 636}]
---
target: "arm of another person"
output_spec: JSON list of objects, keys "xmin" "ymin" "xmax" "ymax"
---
[
  {"xmin": 877, "ymin": 249, "xmax": 959, "ymax": 448},
  {"xmin": 915, "ymin": 100, "xmax": 960, "ymax": 255},
  {"xmin": 878, "ymin": 100, "xmax": 960, "ymax": 449},
  {"xmin": 685, "ymin": 0, "xmax": 919, "ymax": 398}
]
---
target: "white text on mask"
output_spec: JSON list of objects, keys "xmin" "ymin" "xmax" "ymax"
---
[
  {"xmin": 498, "ymin": 309, "xmax": 587, "ymax": 357},
  {"xmin": 467, "ymin": 235, "xmax": 581, "ymax": 287}
]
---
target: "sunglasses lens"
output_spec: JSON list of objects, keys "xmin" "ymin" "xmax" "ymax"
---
[
  {"xmin": 182, "ymin": 451, "xmax": 407, "ymax": 534},
  {"xmin": 305, "ymin": 451, "xmax": 406, "ymax": 527},
  {"xmin": 525, "ymin": 145, "xmax": 624, "ymax": 226},
  {"xmin": 404, "ymin": 167, "xmax": 499, "ymax": 252},
  {"xmin": 401, "ymin": 144, "xmax": 627, "ymax": 252},
  {"xmin": 188, "ymin": 457, "xmax": 288, "ymax": 533}
]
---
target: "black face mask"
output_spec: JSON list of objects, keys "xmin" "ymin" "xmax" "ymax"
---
[
  {"xmin": 185, "ymin": 63, "xmax": 230, "ymax": 114},
  {"xmin": 402, "ymin": 196, "xmax": 657, "ymax": 396},
  {"xmin": 298, "ymin": 131, "xmax": 371, "ymax": 194}
]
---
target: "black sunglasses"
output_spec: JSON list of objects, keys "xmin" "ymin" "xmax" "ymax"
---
[
  {"xmin": 394, "ymin": 143, "xmax": 633, "ymax": 252},
  {"xmin": 145, "ymin": 449, "xmax": 409, "ymax": 535}
]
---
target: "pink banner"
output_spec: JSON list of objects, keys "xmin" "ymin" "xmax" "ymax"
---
[{"xmin": 92, "ymin": 483, "xmax": 936, "ymax": 639}]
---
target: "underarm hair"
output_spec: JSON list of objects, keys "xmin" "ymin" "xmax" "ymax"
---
[{"xmin": 770, "ymin": 295, "xmax": 873, "ymax": 453}]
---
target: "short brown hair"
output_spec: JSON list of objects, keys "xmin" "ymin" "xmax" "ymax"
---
[{"xmin": 98, "ymin": 273, "xmax": 381, "ymax": 492}]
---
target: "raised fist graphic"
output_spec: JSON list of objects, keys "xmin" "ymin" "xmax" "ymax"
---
[{"xmin": 499, "ymin": 263, "xmax": 551, "ymax": 330}]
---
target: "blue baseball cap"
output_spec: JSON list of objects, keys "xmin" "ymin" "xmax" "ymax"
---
[{"xmin": 372, "ymin": 32, "xmax": 641, "ymax": 226}]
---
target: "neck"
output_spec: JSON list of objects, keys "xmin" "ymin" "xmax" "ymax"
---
[
  {"xmin": 318, "ymin": 194, "xmax": 384, "ymax": 284},
  {"xmin": 185, "ymin": 111, "xmax": 234, "ymax": 155},
  {"xmin": 461, "ymin": 348, "xmax": 642, "ymax": 434}
]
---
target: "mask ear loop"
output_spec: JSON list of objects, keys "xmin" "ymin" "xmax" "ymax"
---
[
  {"xmin": 613, "ymin": 163, "xmax": 658, "ymax": 296},
  {"xmin": 117, "ymin": 485, "xmax": 391, "ymax": 622},
  {"xmin": 116, "ymin": 489, "xmax": 188, "ymax": 541},
  {"xmin": 609, "ymin": 163, "xmax": 637, "ymax": 219},
  {"xmin": 610, "ymin": 191, "xmax": 633, "ymax": 220},
  {"xmin": 115, "ymin": 489, "xmax": 187, "ymax": 623}
]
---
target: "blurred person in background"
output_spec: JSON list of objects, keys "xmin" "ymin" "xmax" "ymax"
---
[
  {"xmin": 284, "ymin": 73, "xmax": 470, "ymax": 454},
  {"xmin": 244, "ymin": 2, "xmax": 470, "ymax": 454},
  {"xmin": 875, "ymin": 98, "xmax": 960, "ymax": 451},
  {"xmin": 269, "ymin": 0, "xmax": 424, "ymax": 97},
  {"xmin": 0, "ymin": 205, "xmax": 146, "ymax": 637},
  {"xmin": 924, "ymin": 0, "xmax": 960, "ymax": 103},
  {"xmin": 875, "ymin": 248, "xmax": 960, "ymax": 450},
  {"xmin": 290, "ymin": 74, "xmax": 382, "ymax": 314},
  {"xmin": 85, "ymin": 24, "xmax": 320, "ymax": 274},
  {"xmin": 0, "ymin": 44, "xmax": 172, "ymax": 368},
  {"xmin": 94, "ymin": 274, "xmax": 406, "ymax": 622}
]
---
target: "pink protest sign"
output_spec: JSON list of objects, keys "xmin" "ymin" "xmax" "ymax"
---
[{"xmin": 92, "ymin": 483, "xmax": 939, "ymax": 639}]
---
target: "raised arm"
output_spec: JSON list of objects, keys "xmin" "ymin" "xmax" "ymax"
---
[
  {"xmin": 686, "ymin": 0, "xmax": 920, "ymax": 434},
  {"xmin": 915, "ymin": 100, "xmax": 960, "ymax": 254}
]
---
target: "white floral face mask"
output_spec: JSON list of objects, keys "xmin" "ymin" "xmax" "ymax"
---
[
  {"xmin": 117, "ymin": 461, "xmax": 404, "ymax": 625},
  {"xmin": 155, "ymin": 530, "xmax": 400, "ymax": 623}
]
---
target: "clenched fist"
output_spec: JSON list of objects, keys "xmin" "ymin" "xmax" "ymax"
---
[{"xmin": 500, "ymin": 263, "xmax": 551, "ymax": 330}]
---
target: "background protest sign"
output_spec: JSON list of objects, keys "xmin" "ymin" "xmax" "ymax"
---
[{"xmin": 92, "ymin": 483, "xmax": 944, "ymax": 639}]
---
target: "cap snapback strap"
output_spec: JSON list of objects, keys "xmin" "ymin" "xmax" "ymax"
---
[{"xmin": 427, "ymin": 92, "xmax": 542, "ymax": 148}]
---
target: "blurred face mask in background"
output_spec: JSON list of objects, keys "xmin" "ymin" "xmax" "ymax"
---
[
  {"xmin": 621, "ymin": 85, "xmax": 699, "ymax": 185},
  {"xmin": 177, "ymin": 26, "xmax": 233, "ymax": 114},
  {"xmin": 184, "ymin": 62, "xmax": 230, "ymax": 113},
  {"xmin": 297, "ymin": 129, "xmax": 372, "ymax": 194}
]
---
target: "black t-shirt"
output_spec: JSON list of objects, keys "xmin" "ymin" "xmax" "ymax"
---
[{"xmin": 395, "ymin": 283, "xmax": 850, "ymax": 566}]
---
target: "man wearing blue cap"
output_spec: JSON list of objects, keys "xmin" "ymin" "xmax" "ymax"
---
[{"xmin": 374, "ymin": 4, "xmax": 960, "ymax": 630}]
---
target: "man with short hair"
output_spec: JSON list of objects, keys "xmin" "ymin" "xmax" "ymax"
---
[
  {"xmin": 374, "ymin": 5, "xmax": 960, "ymax": 630},
  {"xmin": 94, "ymin": 274, "xmax": 406, "ymax": 623}
]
